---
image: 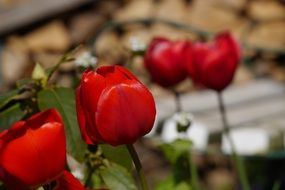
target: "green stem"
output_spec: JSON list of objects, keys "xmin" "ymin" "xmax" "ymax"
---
[
  {"xmin": 217, "ymin": 92, "xmax": 250, "ymax": 190},
  {"xmin": 173, "ymin": 90, "xmax": 182, "ymax": 113},
  {"xmin": 189, "ymin": 152, "xmax": 200, "ymax": 190},
  {"xmin": 126, "ymin": 144, "xmax": 149, "ymax": 190},
  {"xmin": 47, "ymin": 46, "xmax": 79, "ymax": 81},
  {"xmin": 84, "ymin": 167, "xmax": 95, "ymax": 186},
  {"xmin": 272, "ymin": 181, "xmax": 281, "ymax": 190}
]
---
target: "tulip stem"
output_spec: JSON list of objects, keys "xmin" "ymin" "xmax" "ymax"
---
[
  {"xmin": 127, "ymin": 144, "xmax": 149, "ymax": 190},
  {"xmin": 173, "ymin": 90, "xmax": 182, "ymax": 113},
  {"xmin": 217, "ymin": 92, "xmax": 250, "ymax": 190},
  {"xmin": 189, "ymin": 152, "xmax": 200, "ymax": 190},
  {"xmin": 84, "ymin": 167, "xmax": 95, "ymax": 186}
]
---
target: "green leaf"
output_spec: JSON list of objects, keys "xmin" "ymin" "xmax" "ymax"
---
[
  {"xmin": 85, "ymin": 170, "xmax": 106, "ymax": 189},
  {"xmin": 154, "ymin": 176, "xmax": 176, "ymax": 190},
  {"xmin": 100, "ymin": 163, "xmax": 137, "ymax": 190},
  {"xmin": 175, "ymin": 182, "xmax": 191, "ymax": 190},
  {"xmin": 37, "ymin": 87, "xmax": 86, "ymax": 162},
  {"xmin": 160, "ymin": 139, "xmax": 192, "ymax": 164},
  {"xmin": 16, "ymin": 78, "xmax": 34, "ymax": 88},
  {"xmin": 154, "ymin": 176, "xmax": 191, "ymax": 190},
  {"xmin": 0, "ymin": 103, "xmax": 25, "ymax": 131},
  {"xmin": 101, "ymin": 144, "xmax": 133, "ymax": 171},
  {"xmin": 0, "ymin": 89, "xmax": 19, "ymax": 110}
]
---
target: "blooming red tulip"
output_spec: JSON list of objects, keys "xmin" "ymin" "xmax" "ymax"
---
[
  {"xmin": 76, "ymin": 65, "xmax": 156, "ymax": 146},
  {"xmin": 54, "ymin": 171, "xmax": 84, "ymax": 190},
  {"xmin": 185, "ymin": 32, "xmax": 240, "ymax": 91},
  {"xmin": 0, "ymin": 109, "xmax": 66, "ymax": 190},
  {"xmin": 144, "ymin": 37, "xmax": 190, "ymax": 87}
]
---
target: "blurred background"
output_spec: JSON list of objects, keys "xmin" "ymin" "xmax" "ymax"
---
[{"xmin": 0, "ymin": 0, "xmax": 285, "ymax": 189}]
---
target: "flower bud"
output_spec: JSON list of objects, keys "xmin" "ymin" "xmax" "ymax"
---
[
  {"xmin": 144, "ymin": 38, "xmax": 190, "ymax": 87},
  {"xmin": 185, "ymin": 32, "xmax": 240, "ymax": 91},
  {"xmin": 76, "ymin": 66, "xmax": 156, "ymax": 146}
]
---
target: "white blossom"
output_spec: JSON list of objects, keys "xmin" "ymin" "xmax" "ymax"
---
[{"xmin": 75, "ymin": 51, "xmax": 97, "ymax": 68}]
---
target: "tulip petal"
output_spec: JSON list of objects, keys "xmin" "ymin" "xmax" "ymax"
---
[
  {"xmin": 186, "ymin": 32, "xmax": 240, "ymax": 91},
  {"xmin": 96, "ymin": 82, "xmax": 156, "ymax": 146},
  {"xmin": 78, "ymin": 70, "xmax": 106, "ymax": 144},
  {"xmin": 76, "ymin": 66, "xmax": 156, "ymax": 146},
  {"xmin": 144, "ymin": 38, "xmax": 188, "ymax": 87},
  {"xmin": 97, "ymin": 66, "xmax": 138, "ymax": 86},
  {"xmin": 215, "ymin": 32, "xmax": 240, "ymax": 62},
  {"xmin": 54, "ymin": 171, "xmax": 85, "ymax": 190},
  {"xmin": 0, "ymin": 109, "xmax": 66, "ymax": 189},
  {"xmin": 203, "ymin": 50, "xmax": 234, "ymax": 91},
  {"xmin": 76, "ymin": 86, "xmax": 93, "ymax": 144}
]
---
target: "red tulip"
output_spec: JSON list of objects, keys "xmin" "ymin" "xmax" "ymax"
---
[
  {"xmin": 53, "ymin": 171, "xmax": 84, "ymax": 190},
  {"xmin": 144, "ymin": 37, "xmax": 190, "ymax": 87},
  {"xmin": 185, "ymin": 32, "xmax": 240, "ymax": 91},
  {"xmin": 0, "ymin": 109, "xmax": 66, "ymax": 190},
  {"xmin": 76, "ymin": 65, "xmax": 156, "ymax": 146}
]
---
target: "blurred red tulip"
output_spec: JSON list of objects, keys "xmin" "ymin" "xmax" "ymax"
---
[
  {"xmin": 185, "ymin": 32, "xmax": 240, "ymax": 91},
  {"xmin": 54, "ymin": 171, "xmax": 84, "ymax": 190},
  {"xmin": 0, "ymin": 109, "xmax": 66, "ymax": 190},
  {"xmin": 76, "ymin": 66, "xmax": 156, "ymax": 146},
  {"xmin": 144, "ymin": 37, "xmax": 190, "ymax": 87}
]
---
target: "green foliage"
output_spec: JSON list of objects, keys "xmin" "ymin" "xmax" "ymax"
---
[
  {"xmin": 0, "ymin": 89, "xmax": 19, "ymax": 110},
  {"xmin": 160, "ymin": 139, "xmax": 192, "ymax": 164},
  {"xmin": 84, "ymin": 146, "xmax": 136, "ymax": 190},
  {"xmin": 155, "ymin": 176, "xmax": 192, "ymax": 190},
  {"xmin": 101, "ymin": 144, "xmax": 133, "ymax": 171},
  {"xmin": 100, "ymin": 163, "xmax": 137, "ymax": 190},
  {"xmin": 37, "ymin": 87, "xmax": 86, "ymax": 162},
  {"xmin": 0, "ymin": 103, "xmax": 25, "ymax": 131},
  {"xmin": 0, "ymin": 86, "xmax": 26, "ymax": 131},
  {"xmin": 88, "ymin": 171, "xmax": 106, "ymax": 189},
  {"xmin": 157, "ymin": 139, "xmax": 199, "ymax": 190},
  {"xmin": 0, "ymin": 48, "xmax": 145, "ymax": 190}
]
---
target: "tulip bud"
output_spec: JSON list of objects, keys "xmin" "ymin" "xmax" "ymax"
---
[
  {"xmin": 0, "ymin": 109, "xmax": 66, "ymax": 190},
  {"xmin": 144, "ymin": 38, "xmax": 190, "ymax": 87},
  {"xmin": 185, "ymin": 32, "xmax": 240, "ymax": 91},
  {"xmin": 76, "ymin": 66, "xmax": 156, "ymax": 146}
]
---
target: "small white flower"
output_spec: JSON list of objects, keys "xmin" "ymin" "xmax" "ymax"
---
[
  {"xmin": 75, "ymin": 51, "xmax": 97, "ymax": 68},
  {"xmin": 129, "ymin": 36, "xmax": 146, "ymax": 52},
  {"xmin": 161, "ymin": 113, "xmax": 209, "ymax": 151},
  {"xmin": 173, "ymin": 112, "xmax": 192, "ymax": 130}
]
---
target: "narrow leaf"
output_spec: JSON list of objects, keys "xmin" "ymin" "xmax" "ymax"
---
[
  {"xmin": 0, "ymin": 103, "xmax": 25, "ymax": 131},
  {"xmin": 37, "ymin": 87, "xmax": 86, "ymax": 162},
  {"xmin": 160, "ymin": 139, "xmax": 192, "ymax": 164},
  {"xmin": 154, "ymin": 176, "xmax": 191, "ymax": 190},
  {"xmin": 101, "ymin": 144, "xmax": 133, "ymax": 171},
  {"xmin": 46, "ymin": 47, "xmax": 79, "ymax": 81},
  {"xmin": 0, "ymin": 89, "xmax": 19, "ymax": 110},
  {"xmin": 100, "ymin": 163, "xmax": 137, "ymax": 190}
]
